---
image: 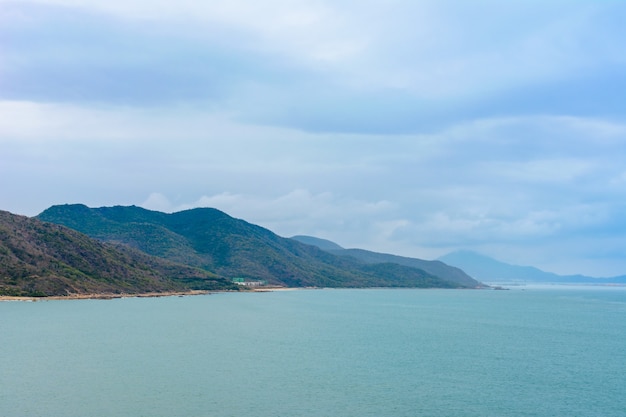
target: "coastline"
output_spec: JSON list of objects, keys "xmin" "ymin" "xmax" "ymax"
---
[
  {"xmin": 0, "ymin": 287, "xmax": 300, "ymax": 301},
  {"xmin": 0, "ymin": 290, "xmax": 215, "ymax": 302},
  {"xmin": 1, "ymin": 285, "xmax": 487, "ymax": 301}
]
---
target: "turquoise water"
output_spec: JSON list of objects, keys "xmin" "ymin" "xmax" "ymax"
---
[{"xmin": 1, "ymin": 287, "xmax": 625, "ymax": 417}]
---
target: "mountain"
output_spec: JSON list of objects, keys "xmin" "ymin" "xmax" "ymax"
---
[
  {"xmin": 38, "ymin": 204, "xmax": 477, "ymax": 289},
  {"xmin": 290, "ymin": 236, "xmax": 482, "ymax": 288},
  {"xmin": 0, "ymin": 210, "xmax": 237, "ymax": 297},
  {"xmin": 438, "ymin": 250, "xmax": 626, "ymax": 284},
  {"xmin": 290, "ymin": 235, "xmax": 344, "ymax": 251}
]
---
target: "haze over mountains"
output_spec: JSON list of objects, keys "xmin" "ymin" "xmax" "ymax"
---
[
  {"xmin": 33, "ymin": 204, "xmax": 484, "ymax": 292},
  {"xmin": 439, "ymin": 250, "xmax": 626, "ymax": 284},
  {"xmin": 290, "ymin": 235, "xmax": 478, "ymax": 288}
]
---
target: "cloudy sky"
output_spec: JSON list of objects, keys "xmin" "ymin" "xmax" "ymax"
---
[{"xmin": 2, "ymin": 0, "xmax": 626, "ymax": 277}]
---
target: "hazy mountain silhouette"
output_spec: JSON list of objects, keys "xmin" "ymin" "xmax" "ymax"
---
[
  {"xmin": 439, "ymin": 250, "xmax": 626, "ymax": 284},
  {"xmin": 290, "ymin": 235, "xmax": 482, "ymax": 288}
]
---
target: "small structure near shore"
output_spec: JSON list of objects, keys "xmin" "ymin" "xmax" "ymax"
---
[{"xmin": 232, "ymin": 278, "xmax": 268, "ymax": 287}]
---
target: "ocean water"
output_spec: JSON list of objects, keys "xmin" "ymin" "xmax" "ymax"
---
[{"xmin": 1, "ymin": 287, "xmax": 625, "ymax": 417}]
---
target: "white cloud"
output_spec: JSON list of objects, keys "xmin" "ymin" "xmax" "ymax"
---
[
  {"xmin": 9, "ymin": 0, "xmax": 361, "ymax": 65},
  {"xmin": 0, "ymin": 101, "xmax": 139, "ymax": 141},
  {"xmin": 486, "ymin": 158, "xmax": 593, "ymax": 183},
  {"xmin": 7, "ymin": 0, "xmax": 624, "ymax": 102},
  {"xmin": 0, "ymin": 100, "xmax": 289, "ymax": 143}
]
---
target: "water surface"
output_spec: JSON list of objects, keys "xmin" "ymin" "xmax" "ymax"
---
[{"xmin": 2, "ymin": 287, "xmax": 625, "ymax": 416}]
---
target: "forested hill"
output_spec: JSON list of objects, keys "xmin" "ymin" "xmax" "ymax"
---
[
  {"xmin": 38, "ymin": 204, "xmax": 482, "ymax": 289},
  {"xmin": 0, "ymin": 210, "xmax": 237, "ymax": 297}
]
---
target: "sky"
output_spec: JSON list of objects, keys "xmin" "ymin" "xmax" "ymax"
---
[{"xmin": 1, "ymin": 0, "xmax": 626, "ymax": 277}]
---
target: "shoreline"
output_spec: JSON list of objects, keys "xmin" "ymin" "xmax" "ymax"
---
[
  {"xmin": 0, "ymin": 285, "xmax": 495, "ymax": 301},
  {"xmin": 0, "ymin": 287, "xmax": 297, "ymax": 302},
  {"xmin": 0, "ymin": 289, "xmax": 215, "ymax": 302}
]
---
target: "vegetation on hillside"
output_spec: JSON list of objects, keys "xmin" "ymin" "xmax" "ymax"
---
[
  {"xmin": 0, "ymin": 210, "xmax": 237, "ymax": 297},
  {"xmin": 38, "ymin": 204, "xmax": 481, "ymax": 289}
]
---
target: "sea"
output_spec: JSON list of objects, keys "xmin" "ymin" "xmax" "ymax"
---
[{"xmin": 1, "ymin": 286, "xmax": 625, "ymax": 417}]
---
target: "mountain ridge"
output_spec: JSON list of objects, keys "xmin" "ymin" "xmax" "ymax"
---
[
  {"xmin": 439, "ymin": 250, "xmax": 626, "ymax": 283},
  {"xmin": 290, "ymin": 235, "xmax": 481, "ymax": 288},
  {"xmin": 37, "ymin": 204, "xmax": 482, "ymax": 289},
  {"xmin": 290, "ymin": 235, "xmax": 344, "ymax": 251}
]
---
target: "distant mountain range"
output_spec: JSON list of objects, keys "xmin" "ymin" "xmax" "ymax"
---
[
  {"xmin": 290, "ymin": 235, "xmax": 480, "ymax": 288},
  {"xmin": 11, "ymin": 202, "xmax": 621, "ymax": 298},
  {"xmin": 34, "ymin": 204, "xmax": 484, "ymax": 291},
  {"xmin": 438, "ymin": 250, "xmax": 626, "ymax": 284},
  {"xmin": 0, "ymin": 210, "xmax": 237, "ymax": 297}
]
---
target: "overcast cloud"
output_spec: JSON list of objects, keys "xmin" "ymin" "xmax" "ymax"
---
[{"xmin": 1, "ymin": 0, "xmax": 625, "ymax": 276}]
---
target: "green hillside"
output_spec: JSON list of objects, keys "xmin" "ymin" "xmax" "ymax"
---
[
  {"xmin": 38, "ymin": 204, "xmax": 476, "ymax": 289},
  {"xmin": 0, "ymin": 210, "xmax": 237, "ymax": 297}
]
